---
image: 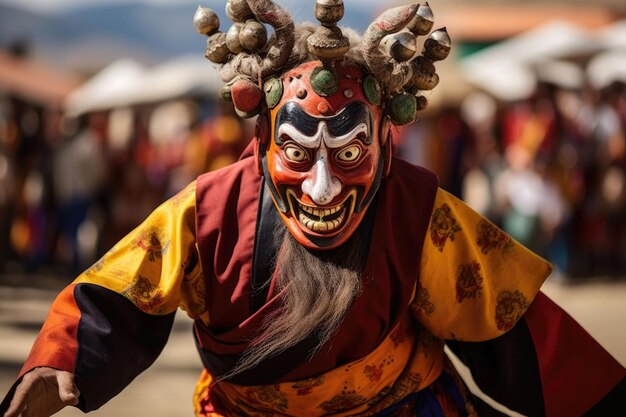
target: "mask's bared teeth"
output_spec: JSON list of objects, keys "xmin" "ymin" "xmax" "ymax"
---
[
  {"xmin": 300, "ymin": 204, "xmax": 314, "ymax": 216},
  {"xmin": 294, "ymin": 191, "xmax": 355, "ymax": 234},
  {"xmin": 298, "ymin": 207, "xmax": 347, "ymax": 233},
  {"xmin": 298, "ymin": 201, "xmax": 343, "ymax": 220},
  {"xmin": 312, "ymin": 221, "xmax": 328, "ymax": 232}
]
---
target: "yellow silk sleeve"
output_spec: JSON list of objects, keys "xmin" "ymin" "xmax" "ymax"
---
[
  {"xmin": 75, "ymin": 181, "xmax": 206, "ymax": 318},
  {"xmin": 411, "ymin": 188, "xmax": 552, "ymax": 341}
]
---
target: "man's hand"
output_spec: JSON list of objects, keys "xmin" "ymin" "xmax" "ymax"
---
[{"xmin": 3, "ymin": 368, "xmax": 80, "ymax": 417}]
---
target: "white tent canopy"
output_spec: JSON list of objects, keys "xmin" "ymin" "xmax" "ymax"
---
[
  {"xmin": 65, "ymin": 55, "xmax": 221, "ymax": 116},
  {"xmin": 464, "ymin": 21, "xmax": 599, "ymax": 66},
  {"xmin": 65, "ymin": 59, "xmax": 146, "ymax": 117},
  {"xmin": 596, "ymin": 19, "xmax": 626, "ymax": 51},
  {"xmin": 533, "ymin": 59, "xmax": 585, "ymax": 90},
  {"xmin": 107, "ymin": 55, "xmax": 222, "ymax": 107},
  {"xmin": 461, "ymin": 21, "xmax": 599, "ymax": 101},
  {"xmin": 587, "ymin": 51, "xmax": 626, "ymax": 90},
  {"xmin": 462, "ymin": 60, "xmax": 537, "ymax": 102}
]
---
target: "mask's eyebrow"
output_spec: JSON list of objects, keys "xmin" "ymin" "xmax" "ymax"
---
[
  {"xmin": 326, "ymin": 102, "xmax": 372, "ymax": 145},
  {"xmin": 274, "ymin": 102, "xmax": 320, "ymax": 145},
  {"xmin": 322, "ymin": 122, "xmax": 369, "ymax": 149},
  {"xmin": 274, "ymin": 101, "xmax": 373, "ymax": 146},
  {"xmin": 276, "ymin": 122, "xmax": 368, "ymax": 150},
  {"xmin": 277, "ymin": 123, "xmax": 321, "ymax": 148}
]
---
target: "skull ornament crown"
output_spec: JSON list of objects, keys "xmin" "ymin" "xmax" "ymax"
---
[
  {"xmin": 194, "ymin": 0, "xmax": 451, "ymax": 250},
  {"xmin": 194, "ymin": 0, "xmax": 451, "ymax": 126}
]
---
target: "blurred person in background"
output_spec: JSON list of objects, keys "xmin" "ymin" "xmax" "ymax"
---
[
  {"xmin": 588, "ymin": 82, "xmax": 626, "ymax": 276},
  {"xmin": 543, "ymin": 82, "xmax": 588, "ymax": 278},
  {"xmin": 0, "ymin": 96, "xmax": 15, "ymax": 272},
  {"xmin": 494, "ymin": 86, "xmax": 572, "ymax": 272},
  {"xmin": 574, "ymin": 81, "xmax": 626, "ymax": 277},
  {"xmin": 199, "ymin": 100, "xmax": 251, "ymax": 172},
  {"xmin": 3, "ymin": 97, "xmax": 58, "ymax": 273},
  {"xmin": 98, "ymin": 107, "xmax": 164, "ymax": 251},
  {"xmin": 52, "ymin": 113, "xmax": 107, "ymax": 275},
  {"xmin": 2, "ymin": 2, "xmax": 625, "ymax": 417},
  {"xmin": 459, "ymin": 92, "xmax": 505, "ymax": 224},
  {"xmin": 166, "ymin": 100, "xmax": 251, "ymax": 198},
  {"xmin": 494, "ymin": 143, "xmax": 569, "ymax": 268},
  {"xmin": 396, "ymin": 107, "xmax": 473, "ymax": 200}
]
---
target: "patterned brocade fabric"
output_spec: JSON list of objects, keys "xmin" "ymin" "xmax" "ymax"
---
[
  {"xmin": 193, "ymin": 316, "xmax": 446, "ymax": 417},
  {"xmin": 75, "ymin": 181, "xmax": 207, "ymax": 320},
  {"xmin": 67, "ymin": 182, "xmax": 550, "ymax": 415},
  {"xmin": 413, "ymin": 188, "xmax": 553, "ymax": 342}
]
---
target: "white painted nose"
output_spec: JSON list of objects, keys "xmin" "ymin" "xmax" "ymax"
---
[{"xmin": 301, "ymin": 149, "xmax": 341, "ymax": 205}]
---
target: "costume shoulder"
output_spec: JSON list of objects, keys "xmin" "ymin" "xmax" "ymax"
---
[
  {"xmin": 388, "ymin": 156, "xmax": 439, "ymax": 192},
  {"xmin": 196, "ymin": 154, "xmax": 259, "ymax": 195},
  {"xmin": 196, "ymin": 155, "xmax": 261, "ymax": 224},
  {"xmin": 75, "ymin": 180, "xmax": 201, "ymax": 315},
  {"xmin": 195, "ymin": 155, "xmax": 261, "ymax": 263},
  {"xmin": 413, "ymin": 187, "xmax": 552, "ymax": 341}
]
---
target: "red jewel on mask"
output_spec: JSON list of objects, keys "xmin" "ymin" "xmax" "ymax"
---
[{"xmin": 317, "ymin": 102, "xmax": 331, "ymax": 115}]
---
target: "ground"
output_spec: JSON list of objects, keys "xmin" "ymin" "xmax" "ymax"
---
[{"xmin": 0, "ymin": 274, "xmax": 625, "ymax": 417}]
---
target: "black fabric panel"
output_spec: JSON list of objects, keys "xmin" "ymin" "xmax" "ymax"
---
[
  {"xmin": 446, "ymin": 316, "xmax": 546, "ymax": 417},
  {"xmin": 73, "ymin": 283, "xmax": 175, "ymax": 412},
  {"xmin": 583, "ymin": 377, "xmax": 626, "ymax": 417},
  {"xmin": 250, "ymin": 180, "xmax": 279, "ymax": 313},
  {"xmin": 194, "ymin": 329, "xmax": 319, "ymax": 385},
  {"xmin": 468, "ymin": 396, "xmax": 509, "ymax": 417}
]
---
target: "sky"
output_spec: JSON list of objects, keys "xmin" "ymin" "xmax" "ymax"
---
[
  {"xmin": 2, "ymin": 0, "xmax": 190, "ymax": 13},
  {"xmin": 0, "ymin": 0, "xmax": 386, "ymax": 15}
]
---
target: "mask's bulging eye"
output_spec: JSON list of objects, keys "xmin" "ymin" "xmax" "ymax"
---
[
  {"xmin": 336, "ymin": 144, "xmax": 361, "ymax": 163},
  {"xmin": 284, "ymin": 144, "xmax": 308, "ymax": 162}
]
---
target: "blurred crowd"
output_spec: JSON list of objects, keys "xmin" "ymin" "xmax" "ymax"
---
[
  {"xmin": 2, "ymin": 47, "xmax": 626, "ymax": 281},
  {"xmin": 0, "ymin": 93, "xmax": 252, "ymax": 276},
  {"xmin": 398, "ymin": 79, "xmax": 626, "ymax": 279}
]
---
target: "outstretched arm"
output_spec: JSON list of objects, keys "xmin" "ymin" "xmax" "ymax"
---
[
  {"xmin": 447, "ymin": 292, "xmax": 626, "ymax": 417},
  {"xmin": 0, "ymin": 182, "xmax": 204, "ymax": 414},
  {"xmin": 413, "ymin": 188, "xmax": 625, "ymax": 416}
]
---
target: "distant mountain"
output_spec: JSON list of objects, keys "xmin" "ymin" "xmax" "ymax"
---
[
  {"xmin": 0, "ymin": 2, "xmax": 158, "ymax": 73},
  {"xmin": 60, "ymin": 1, "xmax": 218, "ymax": 67},
  {"xmin": 0, "ymin": 4, "xmax": 77, "ymax": 56},
  {"xmin": 0, "ymin": 1, "xmax": 374, "ymax": 74}
]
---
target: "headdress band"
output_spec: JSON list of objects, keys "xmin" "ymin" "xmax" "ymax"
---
[{"xmin": 194, "ymin": 0, "xmax": 451, "ymax": 125}]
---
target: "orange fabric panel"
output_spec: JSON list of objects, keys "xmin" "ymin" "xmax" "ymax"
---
[
  {"xmin": 193, "ymin": 317, "xmax": 445, "ymax": 417},
  {"xmin": 19, "ymin": 284, "xmax": 81, "ymax": 378}
]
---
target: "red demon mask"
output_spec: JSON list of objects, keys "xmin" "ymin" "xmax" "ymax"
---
[{"xmin": 258, "ymin": 61, "xmax": 390, "ymax": 250}]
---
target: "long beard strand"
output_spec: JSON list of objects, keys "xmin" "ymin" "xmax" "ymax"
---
[{"xmin": 222, "ymin": 225, "xmax": 367, "ymax": 380}]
